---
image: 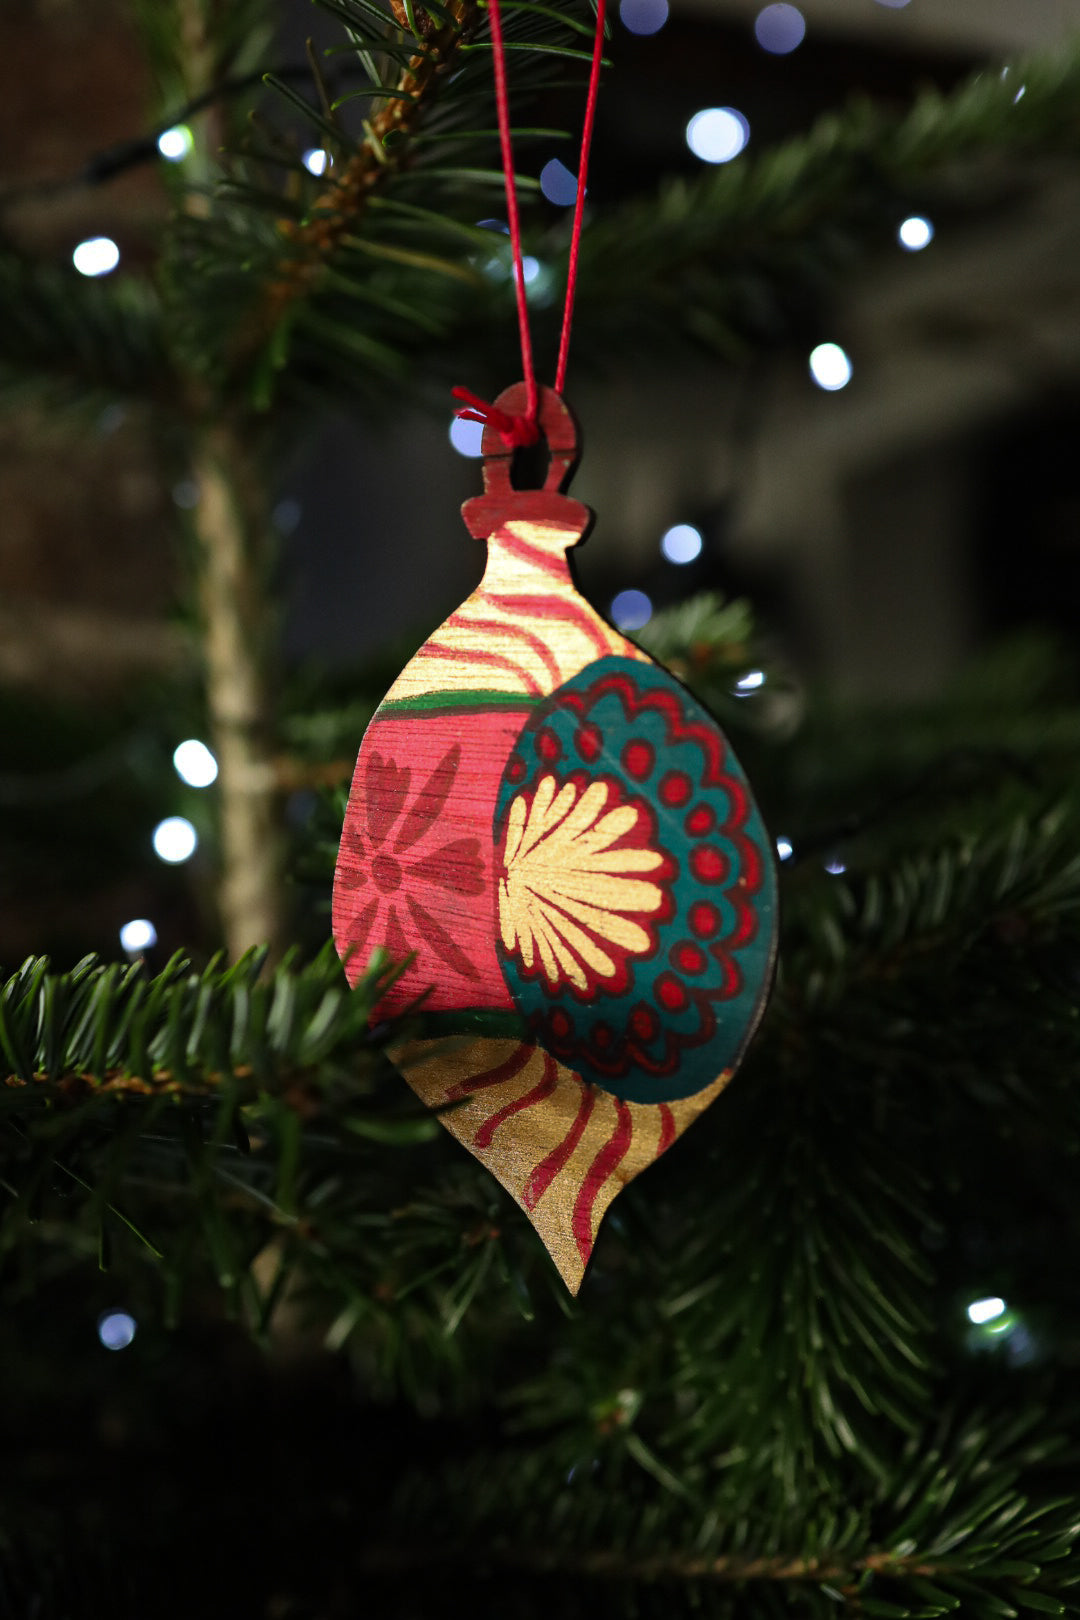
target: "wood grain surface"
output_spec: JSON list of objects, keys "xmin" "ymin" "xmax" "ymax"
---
[{"xmin": 334, "ymin": 385, "xmax": 777, "ymax": 1291}]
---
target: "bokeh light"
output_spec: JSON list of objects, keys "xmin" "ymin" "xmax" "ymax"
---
[
  {"xmin": 449, "ymin": 415, "xmax": 485, "ymax": 457},
  {"xmin": 173, "ymin": 739, "xmax": 218, "ymax": 788},
  {"xmin": 660, "ymin": 523, "xmax": 703, "ymax": 564},
  {"xmin": 119, "ymin": 919, "xmax": 157, "ymax": 953},
  {"xmin": 152, "ymin": 816, "xmax": 198, "ymax": 864},
  {"xmin": 686, "ymin": 108, "xmax": 750, "ymax": 165},
  {"xmin": 898, "ymin": 215, "xmax": 934, "ymax": 251},
  {"xmin": 753, "ymin": 4, "xmax": 806, "ymax": 54},
  {"xmin": 809, "ymin": 342, "xmax": 853, "ymax": 391},
  {"xmin": 157, "ymin": 125, "xmax": 193, "ymax": 162},
  {"xmin": 98, "ymin": 1311, "xmax": 137, "ymax": 1351},
  {"xmin": 619, "ymin": 0, "xmax": 668, "ymax": 33},
  {"xmin": 967, "ymin": 1296, "xmax": 1007, "ymax": 1325},
  {"xmin": 540, "ymin": 158, "xmax": 578, "ymax": 206},
  {"xmin": 610, "ymin": 589, "xmax": 653, "ymax": 631},
  {"xmin": 73, "ymin": 237, "xmax": 120, "ymax": 278}
]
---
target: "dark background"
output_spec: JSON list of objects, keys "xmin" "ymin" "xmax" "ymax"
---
[{"xmin": 0, "ymin": 6, "xmax": 1077, "ymax": 1613}]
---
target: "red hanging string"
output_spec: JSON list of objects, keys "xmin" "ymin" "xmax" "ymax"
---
[
  {"xmin": 555, "ymin": 0, "xmax": 606, "ymax": 395},
  {"xmin": 453, "ymin": 0, "xmax": 607, "ymax": 447},
  {"xmin": 486, "ymin": 0, "xmax": 538, "ymax": 430}
]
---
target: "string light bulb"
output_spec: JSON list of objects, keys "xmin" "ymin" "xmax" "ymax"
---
[
  {"xmin": 898, "ymin": 215, "xmax": 934, "ymax": 251},
  {"xmin": 157, "ymin": 125, "xmax": 193, "ymax": 162},
  {"xmin": 809, "ymin": 343, "xmax": 853, "ymax": 391},
  {"xmin": 153, "ymin": 816, "xmax": 197, "ymax": 864},
  {"xmin": 967, "ymin": 1296, "xmax": 1006, "ymax": 1325},
  {"xmin": 686, "ymin": 108, "xmax": 750, "ymax": 164},
  {"xmin": 72, "ymin": 237, "xmax": 120, "ymax": 278},
  {"xmin": 119, "ymin": 919, "xmax": 157, "ymax": 953},
  {"xmin": 660, "ymin": 523, "xmax": 703, "ymax": 564},
  {"xmin": 173, "ymin": 739, "xmax": 218, "ymax": 788}
]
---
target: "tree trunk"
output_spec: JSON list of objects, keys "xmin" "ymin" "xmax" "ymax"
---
[{"xmin": 190, "ymin": 420, "xmax": 285, "ymax": 958}]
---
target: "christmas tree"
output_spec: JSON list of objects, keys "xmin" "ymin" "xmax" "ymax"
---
[{"xmin": 1, "ymin": 1, "xmax": 1078, "ymax": 1614}]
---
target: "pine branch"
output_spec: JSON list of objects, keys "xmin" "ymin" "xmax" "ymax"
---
[
  {"xmin": 2, "ymin": 627, "xmax": 1079, "ymax": 1612},
  {"xmin": 0, "ymin": 947, "xmax": 386, "ymax": 1099},
  {"xmin": 240, "ymin": 30, "xmax": 1080, "ymax": 403},
  {"xmin": 566, "ymin": 34, "xmax": 1080, "ymax": 367},
  {"xmin": 154, "ymin": 0, "xmax": 587, "ymax": 403},
  {"xmin": 249, "ymin": 0, "xmax": 482, "ymax": 354},
  {"xmin": 6, "ymin": 29, "xmax": 1080, "ymax": 413},
  {"xmin": 358, "ymin": 1404, "xmax": 1080, "ymax": 1618},
  {"xmin": 226, "ymin": 27, "xmax": 1080, "ymax": 405}
]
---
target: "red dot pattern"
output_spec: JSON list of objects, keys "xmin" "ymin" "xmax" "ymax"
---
[
  {"xmin": 631, "ymin": 1004, "xmax": 658, "ymax": 1041},
  {"xmin": 537, "ymin": 728, "xmax": 562, "ymax": 764},
  {"xmin": 674, "ymin": 942, "xmax": 707, "ymax": 975},
  {"xmin": 659, "ymin": 770, "xmax": 692, "ymax": 807},
  {"xmin": 621, "ymin": 739, "xmax": 654, "ymax": 780},
  {"xmin": 689, "ymin": 901, "xmax": 720, "ymax": 938},
  {"xmin": 498, "ymin": 659, "xmax": 770, "ymax": 1094},
  {"xmin": 656, "ymin": 974, "xmax": 688, "ymax": 1012},
  {"xmin": 691, "ymin": 846, "xmax": 728, "ymax": 884},
  {"xmin": 685, "ymin": 804, "xmax": 715, "ymax": 836},
  {"xmin": 575, "ymin": 724, "xmax": 602, "ymax": 762}
]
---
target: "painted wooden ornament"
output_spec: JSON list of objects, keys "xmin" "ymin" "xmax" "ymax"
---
[{"xmin": 333, "ymin": 384, "xmax": 778, "ymax": 1292}]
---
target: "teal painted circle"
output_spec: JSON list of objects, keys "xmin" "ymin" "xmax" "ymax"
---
[{"xmin": 493, "ymin": 656, "xmax": 777, "ymax": 1103}]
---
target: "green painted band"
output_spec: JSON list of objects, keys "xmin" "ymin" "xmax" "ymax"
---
[{"xmin": 378, "ymin": 690, "xmax": 540, "ymax": 716}]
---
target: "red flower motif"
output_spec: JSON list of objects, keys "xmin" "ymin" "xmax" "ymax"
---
[{"xmin": 337, "ymin": 744, "xmax": 485, "ymax": 984}]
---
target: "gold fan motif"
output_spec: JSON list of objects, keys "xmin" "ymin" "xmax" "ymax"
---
[{"xmin": 498, "ymin": 775, "xmax": 666, "ymax": 993}]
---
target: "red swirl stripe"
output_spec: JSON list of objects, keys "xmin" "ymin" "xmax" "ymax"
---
[
  {"xmin": 490, "ymin": 530, "xmax": 577, "ymax": 581},
  {"xmin": 521, "ymin": 1082, "xmax": 596, "ymax": 1212},
  {"xmin": 571, "ymin": 1100, "xmax": 633, "ymax": 1263},
  {"xmin": 445, "ymin": 611, "xmax": 563, "ymax": 687},
  {"xmin": 656, "ymin": 1103, "xmax": 676, "ymax": 1157},
  {"xmin": 418, "ymin": 638, "xmax": 543, "ymax": 696},
  {"xmin": 445, "ymin": 1043, "xmax": 532, "ymax": 1101},
  {"xmin": 481, "ymin": 592, "xmax": 613, "ymax": 658},
  {"xmin": 474, "ymin": 1052, "xmax": 558, "ymax": 1149}
]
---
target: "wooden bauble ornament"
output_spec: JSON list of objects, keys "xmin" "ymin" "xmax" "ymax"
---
[{"xmin": 333, "ymin": 385, "xmax": 778, "ymax": 1293}]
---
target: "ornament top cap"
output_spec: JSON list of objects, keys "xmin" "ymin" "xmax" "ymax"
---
[
  {"xmin": 476, "ymin": 383, "xmax": 580, "ymax": 492},
  {"xmin": 462, "ymin": 383, "xmax": 589, "ymax": 544}
]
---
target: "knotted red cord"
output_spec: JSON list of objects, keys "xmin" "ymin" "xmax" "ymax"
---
[
  {"xmin": 451, "ymin": 385, "xmax": 541, "ymax": 447},
  {"xmin": 453, "ymin": 0, "xmax": 607, "ymax": 448}
]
